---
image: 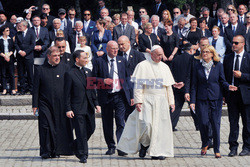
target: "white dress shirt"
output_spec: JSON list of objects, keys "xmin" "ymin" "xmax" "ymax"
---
[
  {"xmin": 84, "ymin": 20, "xmax": 90, "ymax": 32},
  {"xmin": 232, "ymin": 50, "xmax": 244, "ymax": 84},
  {"xmin": 107, "ymin": 56, "xmax": 120, "ymax": 93}
]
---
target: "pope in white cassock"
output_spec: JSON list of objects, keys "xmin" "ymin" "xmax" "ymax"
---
[{"xmin": 117, "ymin": 45, "xmax": 176, "ymax": 160}]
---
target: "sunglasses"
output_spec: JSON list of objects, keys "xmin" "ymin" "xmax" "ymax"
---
[
  {"xmin": 42, "ymin": 8, "xmax": 49, "ymax": 10},
  {"xmin": 228, "ymin": 9, "xmax": 234, "ymax": 11},
  {"xmin": 69, "ymin": 14, "xmax": 75, "ymax": 16},
  {"xmin": 173, "ymin": 12, "xmax": 179, "ymax": 14},
  {"xmin": 232, "ymin": 42, "xmax": 243, "ymax": 45},
  {"xmin": 139, "ymin": 11, "xmax": 145, "ymax": 13},
  {"xmin": 58, "ymin": 46, "xmax": 65, "ymax": 48},
  {"xmin": 84, "ymin": 14, "xmax": 91, "ymax": 16}
]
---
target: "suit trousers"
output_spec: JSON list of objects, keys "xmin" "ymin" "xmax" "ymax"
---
[
  {"xmin": 172, "ymin": 91, "xmax": 200, "ymax": 130},
  {"xmin": 227, "ymin": 90, "xmax": 250, "ymax": 151},
  {"xmin": 196, "ymin": 99, "xmax": 222, "ymax": 153},
  {"xmin": 1, "ymin": 59, "xmax": 15, "ymax": 90},
  {"xmin": 101, "ymin": 91, "xmax": 126, "ymax": 149},
  {"xmin": 17, "ymin": 57, "xmax": 33, "ymax": 92},
  {"xmin": 73, "ymin": 114, "xmax": 88, "ymax": 158}
]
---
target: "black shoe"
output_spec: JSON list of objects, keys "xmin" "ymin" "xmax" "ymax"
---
[
  {"xmin": 139, "ymin": 144, "xmax": 149, "ymax": 158},
  {"xmin": 41, "ymin": 153, "xmax": 50, "ymax": 159},
  {"xmin": 19, "ymin": 91, "xmax": 25, "ymax": 95},
  {"xmin": 51, "ymin": 154, "xmax": 60, "ymax": 158},
  {"xmin": 159, "ymin": 156, "xmax": 166, "ymax": 160},
  {"xmin": 79, "ymin": 156, "xmax": 87, "ymax": 163},
  {"xmin": 105, "ymin": 148, "xmax": 115, "ymax": 155},
  {"xmin": 239, "ymin": 149, "xmax": 250, "ymax": 156},
  {"xmin": 228, "ymin": 150, "xmax": 237, "ymax": 157},
  {"xmin": 117, "ymin": 149, "xmax": 128, "ymax": 156},
  {"xmin": 173, "ymin": 128, "xmax": 178, "ymax": 132},
  {"xmin": 151, "ymin": 156, "xmax": 159, "ymax": 160}
]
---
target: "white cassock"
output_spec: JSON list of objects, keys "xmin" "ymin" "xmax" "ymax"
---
[{"xmin": 117, "ymin": 57, "xmax": 175, "ymax": 157}]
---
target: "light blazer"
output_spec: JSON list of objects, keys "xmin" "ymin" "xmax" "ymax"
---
[
  {"xmin": 190, "ymin": 61, "xmax": 229, "ymax": 104},
  {"xmin": 113, "ymin": 23, "xmax": 136, "ymax": 46},
  {"xmin": 208, "ymin": 36, "xmax": 226, "ymax": 58}
]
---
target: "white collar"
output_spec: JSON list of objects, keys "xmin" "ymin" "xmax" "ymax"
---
[
  {"xmin": 23, "ymin": 28, "xmax": 28, "ymax": 34},
  {"xmin": 107, "ymin": 55, "xmax": 116, "ymax": 62},
  {"xmin": 0, "ymin": 36, "xmax": 11, "ymax": 40},
  {"xmin": 125, "ymin": 47, "xmax": 131, "ymax": 56},
  {"xmin": 84, "ymin": 19, "xmax": 90, "ymax": 24},
  {"xmin": 235, "ymin": 50, "xmax": 245, "ymax": 57},
  {"xmin": 75, "ymin": 63, "xmax": 83, "ymax": 69},
  {"xmin": 232, "ymin": 22, "xmax": 238, "ymax": 28}
]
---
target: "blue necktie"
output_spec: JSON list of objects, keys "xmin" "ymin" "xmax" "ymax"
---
[{"xmin": 109, "ymin": 59, "xmax": 114, "ymax": 79}]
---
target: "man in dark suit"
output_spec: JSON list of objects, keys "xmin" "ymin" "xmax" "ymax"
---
[
  {"xmin": 0, "ymin": 10, "xmax": 15, "ymax": 37},
  {"xmin": 55, "ymin": 37, "xmax": 74, "ymax": 66},
  {"xmin": 65, "ymin": 50, "xmax": 101, "ymax": 163},
  {"xmin": 224, "ymin": 13, "xmax": 246, "ymax": 54},
  {"xmin": 219, "ymin": 13, "xmax": 229, "ymax": 36},
  {"xmin": 223, "ymin": 35, "xmax": 250, "ymax": 157},
  {"xmin": 238, "ymin": 4, "xmax": 248, "ymax": 24},
  {"xmin": 15, "ymin": 20, "xmax": 36, "ymax": 94},
  {"xmin": 31, "ymin": 16, "xmax": 50, "ymax": 59},
  {"xmin": 135, "ymin": 7, "xmax": 148, "ymax": 26},
  {"xmin": 151, "ymin": 0, "xmax": 167, "ymax": 20},
  {"xmin": 68, "ymin": 21, "xmax": 90, "ymax": 53},
  {"xmin": 117, "ymin": 35, "xmax": 145, "ymax": 120},
  {"xmin": 171, "ymin": 43, "xmax": 195, "ymax": 131},
  {"xmin": 41, "ymin": 4, "xmax": 55, "ymax": 31},
  {"xmin": 83, "ymin": 10, "xmax": 96, "ymax": 36},
  {"xmin": 201, "ymin": 7, "xmax": 215, "ymax": 30},
  {"xmin": 67, "ymin": 7, "xmax": 80, "ymax": 34},
  {"xmin": 49, "ymin": 18, "xmax": 68, "ymax": 44},
  {"xmin": 113, "ymin": 13, "xmax": 136, "ymax": 47},
  {"xmin": 92, "ymin": 41, "xmax": 133, "ymax": 156},
  {"xmin": 151, "ymin": 15, "xmax": 165, "ymax": 40}
]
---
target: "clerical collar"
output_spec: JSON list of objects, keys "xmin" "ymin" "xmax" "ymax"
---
[
  {"xmin": 48, "ymin": 61, "xmax": 57, "ymax": 67},
  {"xmin": 75, "ymin": 63, "xmax": 83, "ymax": 69}
]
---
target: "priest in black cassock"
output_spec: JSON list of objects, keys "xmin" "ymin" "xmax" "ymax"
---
[
  {"xmin": 64, "ymin": 50, "xmax": 101, "ymax": 163},
  {"xmin": 32, "ymin": 46, "xmax": 73, "ymax": 159}
]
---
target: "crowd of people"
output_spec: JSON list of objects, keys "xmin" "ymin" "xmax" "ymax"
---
[{"xmin": 0, "ymin": 0, "xmax": 250, "ymax": 164}]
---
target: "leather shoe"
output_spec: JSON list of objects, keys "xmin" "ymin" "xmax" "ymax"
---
[
  {"xmin": 41, "ymin": 153, "xmax": 50, "ymax": 159},
  {"xmin": 159, "ymin": 156, "xmax": 166, "ymax": 160},
  {"xmin": 79, "ymin": 156, "xmax": 87, "ymax": 163},
  {"xmin": 151, "ymin": 156, "xmax": 159, "ymax": 160},
  {"xmin": 239, "ymin": 149, "xmax": 250, "ymax": 156},
  {"xmin": 117, "ymin": 149, "xmax": 128, "ymax": 156},
  {"xmin": 173, "ymin": 128, "xmax": 178, "ymax": 132},
  {"xmin": 105, "ymin": 148, "xmax": 115, "ymax": 155},
  {"xmin": 228, "ymin": 150, "xmax": 237, "ymax": 157},
  {"xmin": 51, "ymin": 154, "xmax": 60, "ymax": 158},
  {"xmin": 139, "ymin": 144, "xmax": 149, "ymax": 158}
]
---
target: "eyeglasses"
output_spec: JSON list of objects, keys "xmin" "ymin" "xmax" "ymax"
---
[
  {"xmin": 139, "ymin": 11, "xmax": 145, "ymax": 13},
  {"xmin": 84, "ymin": 14, "xmax": 91, "ymax": 16},
  {"xmin": 232, "ymin": 41, "xmax": 243, "ymax": 45},
  {"xmin": 202, "ymin": 51, "xmax": 211, "ymax": 54},
  {"xmin": 42, "ymin": 8, "xmax": 49, "ymax": 10}
]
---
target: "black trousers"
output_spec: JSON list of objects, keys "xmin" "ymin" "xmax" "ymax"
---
[
  {"xmin": 125, "ymin": 103, "xmax": 135, "ymax": 121},
  {"xmin": 227, "ymin": 91, "xmax": 250, "ymax": 151},
  {"xmin": 171, "ymin": 91, "xmax": 200, "ymax": 130},
  {"xmin": 17, "ymin": 57, "xmax": 33, "ymax": 92},
  {"xmin": 196, "ymin": 99, "xmax": 222, "ymax": 153},
  {"xmin": 101, "ymin": 91, "xmax": 126, "ymax": 149},
  {"xmin": 1, "ymin": 58, "xmax": 15, "ymax": 90},
  {"xmin": 73, "ymin": 114, "xmax": 88, "ymax": 158}
]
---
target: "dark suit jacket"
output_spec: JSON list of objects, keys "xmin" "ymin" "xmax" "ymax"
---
[
  {"xmin": 0, "ymin": 37, "xmax": 15, "ymax": 62},
  {"xmin": 190, "ymin": 61, "xmax": 229, "ymax": 103},
  {"xmin": 64, "ymin": 65, "xmax": 98, "ymax": 114},
  {"xmin": 224, "ymin": 23, "xmax": 246, "ymax": 54},
  {"xmin": 68, "ymin": 30, "xmax": 90, "ymax": 53},
  {"xmin": 207, "ymin": 17, "xmax": 215, "ymax": 30},
  {"xmin": 238, "ymin": 14, "xmax": 247, "ymax": 24},
  {"xmin": 14, "ymin": 28, "xmax": 36, "ymax": 60},
  {"xmin": 91, "ymin": 29, "xmax": 112, "ymax": 58},
  {"xmin": 113, "ymin": 23, "xmax": 136, "ymax": 46},
  {"xmin": 67, "ymin": 18, "xmax": 80, "ymax": 34},
  {"xmin": 60, "ymin": 52, "xmax": 74, "ymax": 67},
  {"xmin": 83, "ymin": 20, "xmax": 96, "ymax": 36},
  {"xmin": 47, "ymin": 15, "xmax": 56, "ymax": 31},
  {"xmin": 92, "ymin": 54, "xmax": 133, "ymax": 106},
  {"xmin": 223, "ymin": 52, "xmax": 250, "ymax": 104},
  {"xmin": 201, "ymin": 29, "xmax": 212, "ymax": 37},
  {"xmin": 151, "ymin": 3, "xmax": 167, "ymax": 20},
  {"xmin": 156, "ymin": 27, "xmax": 165, "ymax": 39},
  {"xmin": 118, "ymin": 48, "xmax": 145, "ymax": 76},
  {"xmin": 246, "ymin": 29, "xmax": 250, "ymax": 53},
  {"xmin": 138, "ymin": 33, "xmax": 159, "ymax": 52},
  {"xmin": 31, "ymin": 26, "xmax": 50, "ymax": 58}
]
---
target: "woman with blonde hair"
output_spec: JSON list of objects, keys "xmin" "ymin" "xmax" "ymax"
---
[
  {"xmin": 226, "ymin": 5, "xmax": 238, "ymax": 16},
  {"xmin": 159, "ymin": 9, "xmax": 172, "ymax": 28},
  {"xmin": 190, "ymin": 45, "xmax": 237, "ymax": 158}
]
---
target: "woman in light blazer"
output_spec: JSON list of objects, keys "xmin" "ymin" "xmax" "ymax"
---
[
  {"xmin": 208, "ymin": 26, "xmax": 226, "ymax": 63},
  {"xmin": 190, "ymin": 45, "xmax": 237, "ymax": 158}
]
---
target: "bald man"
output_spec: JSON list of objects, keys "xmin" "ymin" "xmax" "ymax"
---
[
  {"xmin": 92, "ymin": 41, "xmax": 133, "ymax": 156},
  {"xmin": 118, "ymin": 36, "xmax": 145, "ymax": 120}
]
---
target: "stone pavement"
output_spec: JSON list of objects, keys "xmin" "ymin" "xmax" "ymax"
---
[{"xmin": 0, "ymin": 117, "xmax": 249, "ymax": 166}]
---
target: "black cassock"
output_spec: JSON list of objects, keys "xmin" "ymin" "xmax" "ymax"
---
[{"xmin": 32, "ymin": 62, "xmax": 73, "ymax": 156}]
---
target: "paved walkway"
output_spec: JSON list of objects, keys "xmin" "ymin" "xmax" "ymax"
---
[{"xmin": 0, "ymin": 117, "xmax": 249, "ymax": 166}]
